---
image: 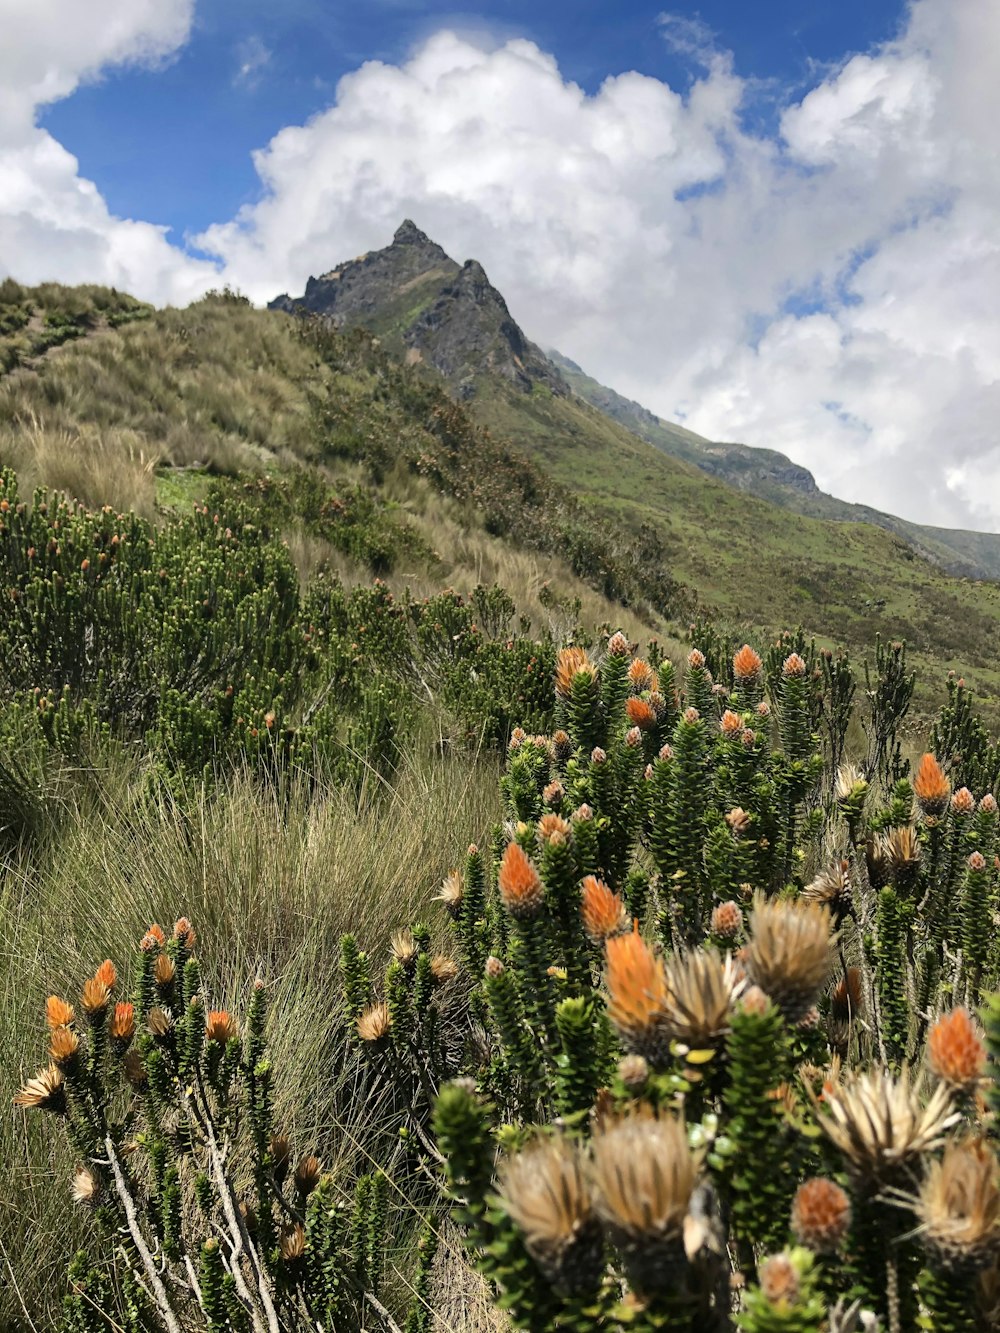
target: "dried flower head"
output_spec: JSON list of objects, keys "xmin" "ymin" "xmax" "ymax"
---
[
  {"xmin": 591, "ymin": 746, "xmax": 607, "ymax": 765},
  {"xmin": 883, "ymin": 824, "xmax": 921, "ymax": 876},
  {"xmin": 552, "ymin": 730, "xmax": 572, "ymax": 764},
  {"xmin": 662, "ymin": 949, "xmax": 745, "ymax": 1048},
  {"xmin": 952, "ymin": 787, "xmax": 975, "ymax": 816},
  {"xmin": 508, "ymin": 726, "xmax": 527, "ymax": 750},
  {"xmin": 917, "ymin": 1138, "xmax": 1000, "ymax": 1273},
  {"xmin": 294, "ymin": 1155, "xmax": 322, "ymax": 1195},
  {"xmin": 498, "ymin": 842, "xmax": 544, "ymax": 920},
  {"xmin": 914, "ymin": 753, "xmax": 951, "ymax": 818},
  {"xmin": 430, "ymin": 955, "xmax": 459, "ymax": 984},
  {"xmin": 206, "ymin": 1010, "xmax": 238, "ymax": 1044},
  {"xmin": 834, "ymin": 763, "xmax": 867, "ymax": 802},
  {"xmin": 13, "ymin": 1065, "xmax": 67, "ymax": 1113},
  {"xmin": 123, "ymin": 1047, "xmax": 147, "ymax": 1087},
  {"xmin": 830, "ymin": 969, "xmax": 863, "ymax": 1021},
  {"xmin": 782, "ymin": 653, "xmax": 807, "ymax": 677},
  {"xmin": 626, "ymin": 697, "xmax": 657, "ymax": 730},
  {"xmin": 538, "ymin": 813, "xmax": 572, "ymax": 844},
  {"xmin": 625, "ymin": 725, "xmax": 643, "ymax": 748},
  {"xmin": 357, "ymin": 1002, "xmax": 392, "ymax": 1045},
  {"xmin": 710, "ymin": 901, "xmax": 744, "ymax": 940},
  {"xmin": 979, "ymin": 794, "xmax": 998, "ymax": 814},
  {"xmin": 500, "ymin": 1138, "xmax": 601, "ymax": 1294},
  {"xmin": 581, "ymin": 876, "xmax": 628, "ymax": 944},
  {"xmin": 970, "ymin": 851, "xmax": 988, "ymax": 873},
  {"xmin": 725, "ymin": 807, "xmax": 752, "ymax": 838},
  {"xmin": 485, "ymin": 955, "xmax": 505, "ymax": 980},
  {"xmin": 139, "ymin": 930, "xmax": 162, "ymax": 953},
  {"xmin": 390, "ymin": 929, "xmax": 418, "ymax": 970},
  {"xmin": 49, "ymin": 1026, "xmax": 80, "ymax": 1067},
  {"xmin": 591, "ymin": 1110, "xmax": 703, "ymax": 1294},
  {"xmin": 555, "ymin": 647, "xmax": 596, "ymax": 698},
  {"xmin": 71, "ymin": 1166, "xmax": 100, "ymax": 1207},
  {"xmin": 628, "ymin": 659, "xmax": 656, "ymax": 693},
  {"xmin": 45, "ymin": 996, "xmax": 74, "ymax": 1030},
  {"xmin": 607, "ymin": 631, "xmax": 631, "ymax": 657},
  {"xmin": 435, "ymin": 870, "xmax": 464, "ymax": 917},
  {"xmin": 147, "ymin": 1007, "xmax": 174, "ymax": 1038},
  {"xmin": 792, "ymin": 1178, "xmax": 852, "ymax": 1253},
  {"xmin": 80, "ymin": 978, "xmax": 110, "ymax": 1019},
  {"xmin": 604, "ymin": 926, "xmax": 671, "ymax": 1062},
  {"xmin": 733, "ymin": 644, "xmax": 763, "ymax": 681},
  {"xmin": 683, "ymin": 706, "xmax": 700, "ymax": 725},
  {"xmin": 745, "ymin": 893, "xmax": 835, "ymax": 1024},
  {"xmin": 280, "ymin": 1225, "xmax": 307, "ymax": 1262},
  {"xmin": 93, "ymin": 960, "xmax": 117, "ymax": 991},
  {"xmin": 617, "ymin": 1054, "xmax": 650, "ymax": 1091},
  {"xmin": 802, "ymin": 860, "xmax": 852, "ymax": 922},
  {"xmin": 816, "ymin": 1067, "xmax": 959, "ymax": 1183},
  {"xmin": 928, "ymin": 1008, "xmax": 986, "ymax": 1093},
  {"xmin": 543, "ymin": 779, "xmax": 565, "ymax": 807}
]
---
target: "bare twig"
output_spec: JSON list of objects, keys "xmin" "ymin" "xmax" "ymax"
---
[{"xmin": 104, "ymin": 1134, "xmax": 184, "ymax": 1333}]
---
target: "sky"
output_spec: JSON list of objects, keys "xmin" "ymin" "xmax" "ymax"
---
[{"xmin": 2, "ymin": 0, "xmax": 998, "ymax": 534}]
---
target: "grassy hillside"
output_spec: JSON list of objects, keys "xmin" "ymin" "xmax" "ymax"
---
[
  {"xmin": 551, "ymin": 346, "xmax": 1000, "ymax": 581},
  {"xmin": 471, "ymin": 374, "xmax": 1000, "ymax": 715}
]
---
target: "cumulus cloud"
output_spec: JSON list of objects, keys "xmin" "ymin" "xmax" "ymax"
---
[
  {"xmin": 0, "ymin": 0, "xmax": 215, "ymax": 302},
  {"xmin": 198, "ymin": 0, "xmax": 1000, "ymax": 531}
]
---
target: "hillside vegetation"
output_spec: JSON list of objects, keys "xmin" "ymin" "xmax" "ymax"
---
[{"xmin": 4, "ymin": 278, "xmax": 1000, "ymax": 1332}]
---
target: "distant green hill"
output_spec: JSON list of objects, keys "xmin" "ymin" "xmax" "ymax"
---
[
  {"xmin": 272, "ymin": 221, "xmax": 1000, "ymax": 712},
  {"xmin": 547, "ymin": 348, "xmax": 1000, "ymax": 582}
]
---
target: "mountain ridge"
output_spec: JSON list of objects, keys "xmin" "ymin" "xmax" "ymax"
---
[{"xmin": 274, "ymin": 221, "xmax": 1000, "ymax": 582}]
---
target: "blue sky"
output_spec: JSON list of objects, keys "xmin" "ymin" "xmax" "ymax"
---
[
  {"xmin": 5, "ymin": 0, "xmax": 1000, "ymax": 531},
  {"xmin": 42, "ymin": 1, "xmax": 909, "ymax": 247}
]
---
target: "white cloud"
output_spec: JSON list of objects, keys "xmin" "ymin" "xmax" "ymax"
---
[
  {"xmin": 0, "ymin": 0, "xmax": 215, "ymax": 302},
  {"xmin": 195, "ymin": 0, "xmax": 1000, "ymax": 532}
]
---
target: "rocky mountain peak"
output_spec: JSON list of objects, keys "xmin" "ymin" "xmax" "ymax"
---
[{"xmin": 269, "ymin": 222, "xmax": 567, "ymax": 400}]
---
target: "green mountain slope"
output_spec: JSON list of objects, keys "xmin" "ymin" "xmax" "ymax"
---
[
  {"xmin": 274, "ymin": 223, "xmax": 1000, "ymax": 710},
  {"xmin": 548, "ymin": 347, "xmax": 1000, "ymax": 581}
]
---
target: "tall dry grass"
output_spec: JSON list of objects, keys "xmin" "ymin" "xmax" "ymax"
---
[{"xmin": 0, "ymin": 740, "xmax": 501, "ymax": 1330}]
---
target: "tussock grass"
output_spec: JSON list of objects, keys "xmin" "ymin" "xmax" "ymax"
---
[{"xmin": 0, "ymin": 742, "xmax": 501, "ymax": 1329}]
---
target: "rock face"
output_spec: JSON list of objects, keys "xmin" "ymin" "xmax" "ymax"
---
[{"xmin": 270, "ymin": 221, "xmax": 566, "ymax": 398}]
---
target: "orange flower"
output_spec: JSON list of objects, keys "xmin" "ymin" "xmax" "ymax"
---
[
  {"xmin": 555, "ymin": 647, "xmax": 595, "ymax": 698},
  {"xmin": 928, "ymin": 1008, "xmax": 986, "ymax": 1092},
  {"xmin": 628, "ymin": 659, "xmax": 657, "ymax": 693},
  {"xmin": 80, "ymin": 978, "xmax": 110, "ymax": 1018},
  {"xmin": 792, "ymin": 1178, "xmax": 852, "ymax": 1253},
  {"xmin": 952, "ymin": 787, "xmax": 975, "ymax": 815},
  {"xmin": 782, "ymin": 653, "xmax": 807, "ymax": 677},
  {"xmin": 146, "ymin": 923, "xmax": 166, "ymax": 945},
  {"xmin": 498, "ymin": 842, "xmax": 544, "ymax": 919},
  {"xmin": 49, "ymin": 1026, "xmax": 80, "ymax": 1066},
  {"xmin": 710, "ymin": 901, "xmax": 743, "ymax": 940},
  {"xmin": 687, "ymin": 649, "xmax": 706, "ymax": 669},
  {"xmin": 625, "ymin": 697, "xmax": 657, "ymax": 730},
  {"xmin": 537, "ymin": 813, "xmax": 572, "ymax": 844},
  {"xmin": 206, "ymin": 1010, "xmax": 238, "ymax": 1044},
  {"xmin": 914, "ymin": 753, "xmax": 951, "ymax": 818},
  {"xmin": 93, "ymin": 960, "xmax": 117, "ymax": 991},
  {"xmin": 45, "ymin": 996, "xmax": 75, "ymax": 1030},
  {"xmin": 581, "ymin": 876, "xmax": 627, "ymax": 943},
  {"xmin": 720, "ymin": 709, "xmax": 742, "ymax": 735},
  {"xmin": 732, "ymin": 644, "xmax": 763, "ymax": 681},
  {"xmin": 154, "ymin": 954, "xmax": 175, "ymax": 986},
  {"xmin": 173, "ymin": 918, "xmax": 197, "ymax": 949},
  {"xmin": 110, "ymin": 1002, "xmax": 135, "ymax": 1043},
  {"xmin": 604, "ymin": 925, "xmax": 670, "ymax": 1059}
]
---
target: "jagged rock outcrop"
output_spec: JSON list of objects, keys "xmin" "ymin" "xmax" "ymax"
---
[{"xmin": 270, "ymin": 222, "xmax": 566, "ymax": 398}]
